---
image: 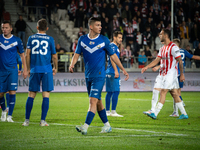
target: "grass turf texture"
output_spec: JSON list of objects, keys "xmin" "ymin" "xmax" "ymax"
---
[{"xmin": 0, "ymin": 92, "xmax": 200, "ymax": 150}]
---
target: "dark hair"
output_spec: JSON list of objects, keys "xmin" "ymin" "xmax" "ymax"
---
[
  {"xmin": 162, "ymin": 29, "xmax": 171, "ymax": 38},
  {"xmin": 113, "ymin": 31, "xmax": 122, "ymax": 38},
  {"xmin": 2, "ymin": 20, "xmax": 12, "ymax": 27},
  {"xmin": 37, "ymin": 19, "xmax": 48, "ymax": 31},
  {"xmin": 172, "ymin": 38, "xmax": 180, "ymax": 46},
  {"xmin": 88, "ymin": 17, "xmax": 101, "ymax": 26}
]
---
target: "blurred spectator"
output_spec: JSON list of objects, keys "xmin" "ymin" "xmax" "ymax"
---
[
  {"xmin": 132, "ymin": 5, "xmax": 139, "ymax": 17},
  {"xmin": 194, "ymin": 43, "xmax": 200, "ymax": 68},
  {"xmin": 15, "ymin": 15, "xmax": 26, "ymax": 47},
  {"xmin": 145, "ymin": 45, "xmax": 152, "ymax": 63},
  {"xmin": 185, "ymin": 45, "xmax": 193, "ymax": 68},
  {"xmin": 78, "ymin": 26, "xmax": 86, "ymax": 38},
  {"xmin": 116, "ymin": 12, "xmax": 122, "ymax": 24},
  {"xmin": 145, "ymin": 17, "xmax": 154, "ymax": 32},
  {"xmin": 0, "ymin": 0, "xmax": 5, "ymax": 23},
  {"xmin": 75, "ymin": 0, "xmax": 87, "ymax": 12},
  {"xmin": 154, "ymin": 23, "xmax": 162, "ymax": 39},
  {"xmin": 132, "ymin": 0, "xmax": 140, "ymax": 11},
  {"xmin": 138, "ymin": 50, "xmax": 147, "ymax": 68},
  {"xmin": 124, "ymin": 22, "xmax": 135, "ymax": 45},
  {"xmin": 155, "ymin": 33, "xmax": 162, "ymax": 51},
  {"xmin": 94, "ymin": 0, "xmax": 101, "ymax": 13},
  {"xmin": 137, "ymin": 18, "xmax": 143, "ymax": 33},
  {"xmin": 121, "ymin": 5, "xmax": 132, "ymax": 22},
  {"xmin": 191, "ymin": 24, "xmax": 200, "ymax": 49},
  {"xmin": 132, "ymin": 16, "xmax": 138, "ymax": 31},
  {"xmin": 121, "ymin": 45, "xmax": 132, "ymax": 68},
  {"xmin": 122, "ymin": 17, "xmax": 128, "ymax": 28},
  {"xmin": 75, "ymin": 7, "xmax": 84, "ymax": 27},
  {"xmin": 100, "ymin": 2, "xmax": 108, "ymax": 15},
  {"xmin": 123, "ymin": 0, "xmax": 133, "ymax": 10},
  {"xmin": 107, "ymin": 3, "xmax": 118, "ymax": 21},
  {"xmin": 56, "ymin": 44, "xmax": 67, "ymax": 53},
  {"xmin": 140, "ymin": 3, "xmax": 148, "ymax": 25},
  {"xmin": 152, "ymin": 0, "xmax": 160, "ymax": 11},
  {"xmin": 117, "ymin": 3, "xmax": 123, "ymax": 16},
  {"xmin": 44, "ymin": 0, "xmax": 53, "ymax": 24},
  {"xmin": 71, "ymin": 38, "xmax": 78, "ymax": 53},
  {"xmin": 92, "ymin": 10, "xmax": 100, "ymax": 18},
  {"xmin": 186, "ymin": 18, "xmax": 194, "ymax": 40},
  {"xmin": 175, "ymin": 9, "xmax": 185, "ymax": 24},
  {"xmin": 56, "ymin": 0, "xmax": 67, "ymax": 21},
  {"xmin": 180, "ymin": 21, "xmax": 190, "ymax": 49},
  {"xmin": 152, "ymin": 50, "xmax": 158, "ymax": 58},
  {"xmin": 110, "ymin": 15, "xmax": 120, "ymax": 33},
  {"xmin": 143, "ymin": 26, "xmax": 152, "ymax": 48},
  {"xmin": 67, "ymin": 0, "xmax": 77, "ymax": 21}
]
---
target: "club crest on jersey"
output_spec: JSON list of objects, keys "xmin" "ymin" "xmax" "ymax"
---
[
  {"xmin": 10, "ymin": 44, "xmax": 14, "ymax": 47},
  {"xmin": 4, "ymin": 40, "xmax": 9, "ymax": 43},
  {"xmin": 89, "ymin": 41, "xmax": 95, "ymax": 45},
  {"xmin": 97, "ymin": 45, "xmax": 101, "ymax": 49}
]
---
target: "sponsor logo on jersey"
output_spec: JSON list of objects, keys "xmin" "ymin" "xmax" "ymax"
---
[
  {"xmin": 4, "ymin": 40, "xmax": 9, "ymax": 43},
  {"xmin": 89, "ymin": 41, "xmax": 95, "ymax": 45}
]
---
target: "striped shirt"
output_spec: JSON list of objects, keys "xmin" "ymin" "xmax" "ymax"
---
[{"xmin": 158, "ymin": 42, "xmax": 181, "ymax": 76}]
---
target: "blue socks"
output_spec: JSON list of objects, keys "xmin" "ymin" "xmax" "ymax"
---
[
  {"xmin": 112, "ymin": 91, "xmax": 120, "ymax": 110},
  {"xmin": 8, "ymin": 94, "xmax": 16, "ymax": 116},
  {"xmin": 25, "ymin": 97, "xmax": 34, "ymax": 119},
  {"xmin": 85, "ymin": 111, "xmax": 95, "ymax": 125},
  {"xmin": 98, "ymin": 109, "xmax": 108, "ymax": 123},
  {"xmin": 105, "ymin": 92, "xmax": 112, "ymax": 111},
  {"xmin": 0, "ymin": 97, "xmax": 6, "ymax": 111},
  {"xmin": 41, "ymin": 97, "xmax": 49, "ymax": 120},
  {"xmin": 6, "ymin": 93, "xmax": 9, "ymax": 108}
]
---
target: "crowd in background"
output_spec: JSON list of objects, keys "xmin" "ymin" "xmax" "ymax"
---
[{"xmin": 1, "ymin": 0, "xmax": 200, "ymax": 68}]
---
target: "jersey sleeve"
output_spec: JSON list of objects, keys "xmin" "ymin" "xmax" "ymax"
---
[
  {"xmin": 17, "ymin": 37, "xmax": 24, "ymax": 53},
  {"xmin": 184, "ymin": 49, "xmax": 193, "ymax": 59},
  {"xmin": 26, "ymin": 36, "xmax": 31, "ymax": 49},
  {"xmin": 75, "ymin": 36, "xmax": 84, "ymax": 54},
  {"xmin": 16, "ymin": 53, "xmax": 22, "ymax": 71},
  {"xmin": 157, "ymin": 47, "xmax": 162, "ymax": 58},
  {"xmin": 50, "ymin": 37, "xmax": 56, "ymax": 54},
  {"xmin": 171, "ymin": 45, "xmax": 181, "ymax": 59},
  {"xmin": 103, "ymin": 36, "xmax": 114, "ymax": 56}
]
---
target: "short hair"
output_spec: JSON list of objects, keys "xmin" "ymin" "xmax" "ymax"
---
[
  {"xmin": 172, "ymin": 38, "xmax": 180, "ymax": 47},
  {"xmin": 37, "ymin": 19, "xmax": 48, "ymax": 31},
  {"xmin": 113, "ymin": 31, "xmax": 122, "ymax": 38},
  {"xmin": 2, "ymin": 20, "xmax": 12, "ymax": 27},
  {"xmin": 88, "ymin": 17, "xmax": 101, "ymax": 26},
  {"xmin": 162, "ymin": 29, "xmax": 171, "ymax": 38}
]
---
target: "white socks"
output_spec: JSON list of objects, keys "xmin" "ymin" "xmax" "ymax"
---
[
  {"xmin": 176, "ymin": 102, "xmax": 187, "ymax": 115},
  {"xmin": 151, "ymin": 89, "xmax": 160, "ymax": 112},
  {"xmin": 104, "ymin": 122, "xmax": 110, "ymax": 127},
  {"xmin": 173, "ymin": 98, "xmax": 178, "ymax": 113},
  {"xmin": 154, "ymin": 102, "xmax": 163, "ymax": 116},
  {"xmin": 83, "ymin": 123, "xmax": 89, "ymax": 130}
]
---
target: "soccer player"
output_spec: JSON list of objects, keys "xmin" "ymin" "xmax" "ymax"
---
[
  {"xmin": 6, "ymin": 53, "xmax": 22, "ymax": 112},
  {"xmin": 141, "ymin": 29, "xmax": 188, "ymax": 120},
  {"xmin": 105, "ymin": 31, "xmax": 123, "ymax": 117},
  {"xmin": 0, "ymin": 21, "xmax": 27, "ymax": 122},
  {"xmin": 69, "ymin": 17, "xmax": 129, "ymax": 135},
  {"xmin": 170, "ymin": 39, "xmax": 200, "ymax": 117},
  {"xmin": 22, "ymin": 19, "xmax": 58, "ymax": 126}
]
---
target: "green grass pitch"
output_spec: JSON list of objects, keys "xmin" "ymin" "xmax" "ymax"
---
[{"xmin": 0, "ymin": 92, "xmax": 200, "ymax": 150}]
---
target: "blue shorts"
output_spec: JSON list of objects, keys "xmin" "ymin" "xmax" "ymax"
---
[
  {"xmin": 29, "ymin": 73, "xmax": 54, "ymax": 92},
  {"xmin": 178, "ymin": 76, "xmax": 184, "ymax": 88},
  {"xmin": 0, "ymin": 70, "xmax": 18, "ymax": 93},
  {"xmin": 106, "ymin": 74, "xmax": 120, "ymax": 92},
  {"xmin": 86, "ymin": 77, "xmax": 105, "ymax": 100}
]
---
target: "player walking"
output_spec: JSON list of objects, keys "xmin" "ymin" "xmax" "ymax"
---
[
  {"xmin": 22, "ymin": 19, "xmax": 58, "ymax": 126},
  {"xmin": 141, "ymin": 29, "xmax": 188, "ymax": 120},
  {"xmin": 0, "ymin": 21, "xmax": 27, "ymax": 122},
  {"xmin": 105, "ymin": 31, "xmax": 123, "ymax": 117},
  {"xmin": 69, "ymin": 17, "xmax": 129, "ymax": 135}
]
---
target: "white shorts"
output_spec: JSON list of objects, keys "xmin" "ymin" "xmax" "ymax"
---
[
  {"xmin": 161, "ymin": 74, "xmax": 179, "ymax": 90},
  {"xmin": 153, "ymin": 74, "xmax": 162, "ymax": 89}
]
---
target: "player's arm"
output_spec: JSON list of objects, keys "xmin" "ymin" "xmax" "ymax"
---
[
  {"xmin": 152, "ymin": 65, "xmax": 161, "ymax": 72},
  {"xmin": 20, "ymin": 52, "xmax": 28, "ymax": 79},
  {"xmin": 25, "ymin": 48, "xmax": 31, "ymax": 76},
  {"xmin": 141, "ymin": 57, "xmax": 161, "ymax": 73},
  {"xmin": 110, "ymin": 54, "xmax": 129, "ymax": 81},
  {"xmin": 52, "ymin": 54, "xmax": 58, "ymax": 76},
  {"xmin": 176, "ymin": 57, "xmax": 185, "ymax": 82},
  {"xmin": 69, "ymin": 53, "xmax": 80, "ymax": 73},
  {"xmin": 17, "ymin": 57, "xmax": 22, "ymax": 75},
  {"xmin": 192, "ymin": 55, "xmax": 200, "ymax": 60},
  {"xmin": 110, "ymin": 57, "xmax": 119, "ymax": 78}
]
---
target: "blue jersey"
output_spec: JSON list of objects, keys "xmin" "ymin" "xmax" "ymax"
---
[
  {"xmin": 75, "ymin": 34, "xmax": 114, "ymax": 78},
  {"xmin": 106, "ymin": 42, "xmax": 120, "ymax": 75},
  {"xmin": 27, "ymin": 33, "xmax": 56, "ymax": 73},
  {"xmin": 178, "ymin": 48, "xmax": 193, "ymax": 75},
  {"xmin": 16, "ymin": 53, "xmax": 22, "ymax": 71},
  {"xmin": 0, "ymin": 34, "xmax": 24, "ymax": 72}
]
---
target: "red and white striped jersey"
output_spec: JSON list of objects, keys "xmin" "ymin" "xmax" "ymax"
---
[{"xmin": 158, "ymin": 42, "xmax": 181, "ymax": 76}]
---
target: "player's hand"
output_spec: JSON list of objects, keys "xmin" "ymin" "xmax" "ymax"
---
[
  {"xmin": 53, "ymin": 68, "xmax": 57, "ymax": 76},
  {"xmin": 114, "ymin": 71, "xmax": 119, "ymax": 78},
  {"xmin": 141, "ymin": 66, "xmax": 148, "ymax": 74},
  {"xmin": 152, "ymin": 66, "xmax": 160, "ymax": 72},
  {"xmin": 69, "ymin": 65, "xmax": 74, "ymax": 73},
  {"xmin": 180, "ymin": 73, "xmax": 185, "ymax": 82},
  {"xmin": 23, "ymin": 69, "xmax": 28, "ymax": 79},
  {"xmin": 123, "ymin": 70, "xmax": 129, "ymax": 81},
  {"xmin": 18, "ymin": 70, "xmax": 22, "ymax": 75}
]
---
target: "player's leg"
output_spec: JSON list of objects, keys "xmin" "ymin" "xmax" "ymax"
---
[
  {"xmin": 40, "ymin": 73, "xmax": 54, "ymax": 126},
  {"xmin": 6, "ymin": 92, "xmax": 9, "ymax": 112},
  {"xmin": 170, "ymin": 89, "xmax": 188, "ymax": 119},
  {"xmin": 0, "ymin": 92, "xmax": 7, "ymax": 121},
  {"xmin": 105, "ymin": 92, "xmax": 113, "ymax": 115}
]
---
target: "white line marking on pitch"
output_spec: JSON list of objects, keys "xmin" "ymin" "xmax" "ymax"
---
[{"xmin": 12, "ymin": 122, "xmax": 188, "ymax": 137}]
